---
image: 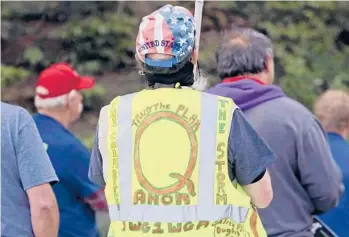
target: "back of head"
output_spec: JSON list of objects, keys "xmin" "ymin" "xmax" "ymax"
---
[
  {"xmin": 215, "ymin": 28, "xmax": 273, "ymax": 81},
  {"xmin": 34, "ymin": 62, "xmax": 95, "ymax": 125},
  {"xmin": 34, "ymin": 62, "xmax": 94, "ymax": 110},
  {"xmin": 135, "ymin": 5, "xmax": 197, "ymax": 88},
  {"xmin": 314, "ymin": 89, "xmax": 349, "ymax": 133}
]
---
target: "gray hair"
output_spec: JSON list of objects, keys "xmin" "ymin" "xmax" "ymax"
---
[
  {"xmin": 215, "ymin": 27, "xmax": 273, "ymax": 80},
  {"xmin": 34, "ymin": 94, "xmax": 67, "ymax": 109},
  {"xmin": 34, "ymin": 90, "xmax": 78, "ymax": 110},
  {"xmin": 191, "ymin": 69, "xmax": 209, "ymax": 91},
  {"xmin": 314, "ymin": 90, "xmax": 349, "ymax": 132}
]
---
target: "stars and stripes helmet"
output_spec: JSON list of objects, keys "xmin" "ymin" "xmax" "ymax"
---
[{"xmin": 136, "ymin": 4, "xmax": 196, "ymax": 69}]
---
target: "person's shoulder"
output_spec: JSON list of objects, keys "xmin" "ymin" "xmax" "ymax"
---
[
  {"xmin": 100, "ymin": 104, "xmax": 110, "ymax": 112},
  {"xmin": 329, "ymin": 134, "xmax": 349, "ymax": 153},
  {"xmin": 1, "ymin": 102, "xmax": 28, "ymax": 117},
  {"xmin": 99, "ymin": 91, "xmax": 141, "ymax": 114},
  {"xmin": 65, "ymin": 138, "xmax": 89, "ymax": 155},
  {"xmin": 100, "ymin": 93, "xmax": 131, "ymax": 110},
  {"xmin": 48, "ymin": 136, "xmax": 89, "ymax": 164},
  {"xmin": 245, "ymin": 96, "xmax": 319, "ymax": 137},
  {"xmin": 264, "ymin": 96, "xmax": 315, "ymax": 122},
  {"xmin": 202, "ymin": 91, "xmax": 236, "ymax": 103},
  {"xmin": 278, "ymin": 97, "xmax": 312, "ymax": 112},
  {"xmin": 1, "ymin": 102, "xmax": 33, "ymax": 128},
  {"xmin": 98, "ymin": 104, "xmax": 111, "ymax": 120}
]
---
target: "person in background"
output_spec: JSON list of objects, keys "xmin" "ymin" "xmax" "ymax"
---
[
  {"xmin": 314, "ymin": 90, "xmax": 349, "ymax": 237},
  {"xmin": 89, "ymin": 5, "xmax": 276, "ymax": 237},
  {"xmin": 206, "ymin": 27, "xmax": 344, "ymax": 237},
  {"xmin": 1, "ymin": 102, "xmax": 59, "ymax": 237},
  {"xmin": 32, "ymin": 63, "xmax": 108, "ymax": 237}
]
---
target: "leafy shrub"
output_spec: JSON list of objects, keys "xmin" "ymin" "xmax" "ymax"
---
[
  {"xmin": 1, "ymin": 65, "xmax": 31, "ymax": 87},
  {"xmin": 59, "ymin": 13, "xmax": 137, "ymax": 71},
  {"xmin": 23, "ymin": 46, "xmax": 44, "ymax": 66},
  {"xmin": 82, "ymin": 84, "xmax": 107, "ymax": 111}
]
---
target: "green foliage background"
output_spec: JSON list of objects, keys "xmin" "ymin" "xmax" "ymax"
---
[{"xmin": 1, "ymin": 1, "xmax": 349, "ymax": 148}]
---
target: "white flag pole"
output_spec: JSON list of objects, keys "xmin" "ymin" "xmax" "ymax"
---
[{"xmin": 193, "ymin": 0, "xmax": 204, "ymax": 75}]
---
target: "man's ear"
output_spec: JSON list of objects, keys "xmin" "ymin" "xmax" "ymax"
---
[
  {"xmin": 66, "ymin": 90, "xmax": 80, "ymax": 107},
  {"xmin": 264, "ymin": 55, "xmax": 273, "ymax": 72},
  {"xmin": 265, "ymin": 54, "xmax": 274, "ymax": 73}
]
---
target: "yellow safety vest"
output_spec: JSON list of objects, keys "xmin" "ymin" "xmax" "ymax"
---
[{"xmin": 97, "ymin": 88, "xmax": 267, "ymax": 237}]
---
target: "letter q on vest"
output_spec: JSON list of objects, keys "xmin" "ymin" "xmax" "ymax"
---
[{"xmin": 98, "ymin": 89, "xmax": 267, "ymax": 237}]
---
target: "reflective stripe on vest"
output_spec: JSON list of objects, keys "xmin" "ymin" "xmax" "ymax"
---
[
  {"xmin": 98, "ymin": 106, "xmax": 110, "ymax": 183},
  {"xmin": 104, "ymin": 91, "xmax": 249, "ymax": 223}
]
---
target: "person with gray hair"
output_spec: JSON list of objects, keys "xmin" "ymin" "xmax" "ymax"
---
[
  {"xmin": 207, "ymin": 27, "xmax": 344, "ymax": 237},
  {"xmin": 314, "ymin": 90, "xmax": 349, "ymax": 139},
  {"xmin": 32, "ymin": 62, "xmax": 108, "ymax": 237},
  {"xmin": 313, "ymin": 90, "xmax": 349, "ymax": 237}
]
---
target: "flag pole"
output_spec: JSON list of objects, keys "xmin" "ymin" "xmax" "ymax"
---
[{"xmin": 193, "ymin": 0, "xmax": 204, "ymax": 75}]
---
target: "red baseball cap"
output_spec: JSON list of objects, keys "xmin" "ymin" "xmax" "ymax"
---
[{"xmin": 35, "ymin": 62, "xmax": 95, "ymax": 99}]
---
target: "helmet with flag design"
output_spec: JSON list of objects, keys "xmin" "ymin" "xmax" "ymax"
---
[{"xmin": 136, "ymin": 4, "xmax": 196, "ymax": 75}]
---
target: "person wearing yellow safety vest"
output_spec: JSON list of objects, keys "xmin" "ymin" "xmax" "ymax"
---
[{"xmin": 88, "ymin": 5, "xmax": 276, "ymax": 237}]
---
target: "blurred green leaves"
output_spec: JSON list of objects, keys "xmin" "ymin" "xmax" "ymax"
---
[
  {"xmin": 76, "ymin": 60, "xmax": 103, "ymax": 75},
  {"xmin": 82, "ymin": 84, "xmax": 107, "ymax": 111},
  {"xmin": 58, "ymin": 13, "xmax": 136, "ymax": 70},
  {"xmin": 1, "ymin": 65, "xmax": 30, "ymax": 87},
  {"xmin": 1, "ymin": 1, "xmax": 348, "ymax": 114},
  {"xmin": 205, "ymin": 1, "xmax": 349, "ymax": 109},
  {"xmin": 24, "ymin": 46, "xmax": 44, "ymax": 66}
]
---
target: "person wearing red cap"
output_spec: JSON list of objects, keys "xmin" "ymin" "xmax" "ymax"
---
[
  {"xmin": 32, "ymin": 62, "xmax": 108, "ymax": 237},
  {"xmin": 34, "ymin": 62, "xmax": 95, "ymax": 119}
]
